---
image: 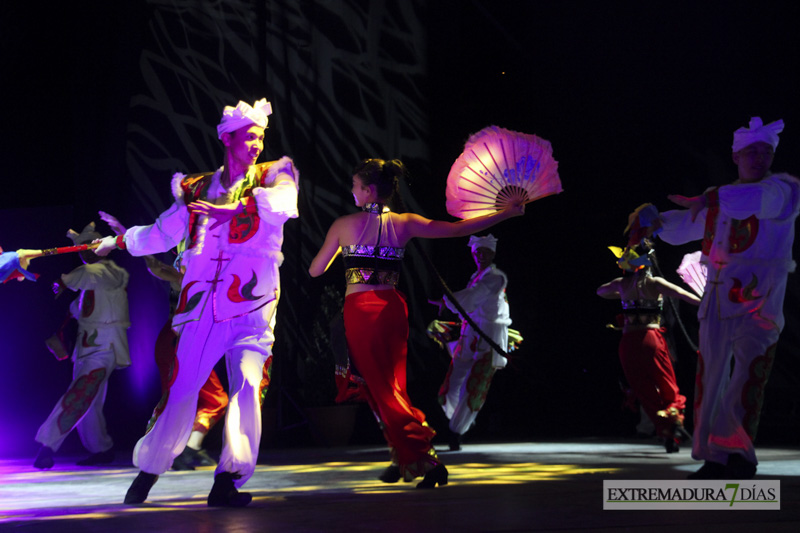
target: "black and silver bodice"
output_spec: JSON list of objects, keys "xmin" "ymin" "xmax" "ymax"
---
[
  {"xmin": 342, "ymin": 244, "xmax": 404, "ymax": 286},
  {"xmin": 620, "ymin": 298, "xmax": 663, "ymax": 326},
  {"xmin": 343, "ymin": 202, "xmax": 404, "ymax": 286}
]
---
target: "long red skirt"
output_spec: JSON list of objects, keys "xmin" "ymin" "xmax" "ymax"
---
[
  {"xmin": 618, "ymin": 327, "xmax": 686, "ymax": 437},
  {"xmin": 344, "ymin": 289, "xmax": 439, "ymax": 479}
]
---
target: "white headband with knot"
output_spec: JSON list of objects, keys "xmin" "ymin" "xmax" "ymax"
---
[
  {"xmin": 732, "ymin": 117, "xmax": 784, "ymax": 152},
  {"xmin": 67, "ymin": 222, "xmax": 101, "ymax": 245},
  {"xmin": 468, "ymin": 234, "xmax": 498, "ymax": 252},
  {"xmin": 216, "ymin": 98, "xmax": 273, "ymax": 139}
]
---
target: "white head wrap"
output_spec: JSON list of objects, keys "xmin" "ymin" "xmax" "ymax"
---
[
  {"xmin": 216, "ymin": 98, "xmax": 273, "ymax": 139},
  {"xmin": 67, "ymin": 222, "xmax": 101, "ymax": 245},
  {"xmin": 732, "ymin": 117, "xmax": 784, "ymax": 152},
  {"xmin": 468, "ymin": 234, "xmax": 498, "ymax": 253}
]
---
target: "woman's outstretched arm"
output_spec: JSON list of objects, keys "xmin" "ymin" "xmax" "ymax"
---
[
  {"xmin": 309, "ymin": 218, "xmax": 344, "ymax": 277},
  {"xmin": 597, "ymin": 278, "xmax": 622, "ymax": 299},
  {"xmin": 399, "ymin": 204, "xmax": 524, "ymax": 242},
  {"xmin": 651, "ymin": 276, "xmax": 701, "ymax": 305}
]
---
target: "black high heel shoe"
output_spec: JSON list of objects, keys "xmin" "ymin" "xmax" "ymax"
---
[
  {"xmin": 664, "ymin": 436, "xmax": 680, "ymax": 453},
  {"xmin": 664, "ymin": 423, "xmax": 691, "ymax": 453},
  {"xmin": 416, "ymin": 464, "xmax": 448, "ymax": 489},
  {"xmin": 674, "ymin": 425, "xmax": 692, "ymax": 443},
  {"xmin": 378, "ymin": 464, "xmax": 401, "ymax": 483}
]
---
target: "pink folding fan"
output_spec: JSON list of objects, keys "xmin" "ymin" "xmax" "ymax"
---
[{"xmin": 446, "ymin": 125, "xmax": 562, "ymax": 219}]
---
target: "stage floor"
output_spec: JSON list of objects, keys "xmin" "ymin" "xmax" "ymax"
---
[{"xmin": 1, "ymin": 439, "xmax": 799, "ymax": 532}]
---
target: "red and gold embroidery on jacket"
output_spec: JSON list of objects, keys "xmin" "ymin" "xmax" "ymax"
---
[
  {"xmin": 227, "ymin": 271, "xmax": 265, "ymax": 302},
  {"xmin": 174, "ymin": 280, "xmax": 204, "ymax": 316},
  {"xmin": 701, "ymin": 187, "xmax": 759, "ymax": 256},
  {"xmin": 729, "ymin": 216, "xmax": 758, "ymax": 253},
  {"xmin": 180, "ymin": 161, "xmax": 276, "ymax": 249},
  {"xmin": 728, "ymin": 274, "xmax": 760, "ymax": 303}
]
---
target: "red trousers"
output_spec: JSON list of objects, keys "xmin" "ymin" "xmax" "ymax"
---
[
  {"xmin": 344, "ymin": 290, "xmax": 439, "ymax": 479},
  {"xmin": 618, "ymin": 327, "xmax": 686, "ymax": 437}
]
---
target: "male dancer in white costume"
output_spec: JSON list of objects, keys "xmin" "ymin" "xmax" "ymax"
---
[
  {"xmin": 432, "ymin": 234, "xmax": 511, "ymax": 451},
  {"xmin": 95, "ymin": 98, "xmax": 299, "ymax": 505},
  {"xmin": 656, "ymin": 117, "xmax": 799, "ymax": 479},
  {"xmin": 34, "ymin": 222, "xmax": 130, "ymax": 469}
]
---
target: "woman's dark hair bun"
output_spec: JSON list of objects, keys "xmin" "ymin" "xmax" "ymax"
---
[{"xmin": 352, "ymin": 158, "xmax": 409, "ymax": 207}]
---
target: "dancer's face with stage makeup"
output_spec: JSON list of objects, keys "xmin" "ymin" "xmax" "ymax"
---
[
  {"xmin": 472, "ymin": 246, "xmax": 495, "ymax": 270},
  {"xmin": 222, "ymin": 124, "xmax": 265, "ymax": 179},
  {"xmin": 79, "ymin": 248, "xmax": 101, "ymax": 265},
  {"xmin": 351, "ymin": 175, "xmax": 376, "ymax": 207},
  {"xmin": 733, "ymin": 141, "xmax": 774, "ymax": 183}
]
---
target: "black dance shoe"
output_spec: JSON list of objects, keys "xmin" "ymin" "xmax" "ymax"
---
[
  {"xmin": 192, "ymin": 448, "xmax": 217, "ymax": 467},
  {"xmin": 33, "ymin": 446, "xmax": 55, "ymax": 470},
  {"xmin": 726, "ymin": 454, "xmax": 757, "ymax": 479},
  {"xmin": 664, "ymin": 437, "xmax": 680, "ymax": 453},
  {"xmin": 171, "ymin": 448, "xmax": 196, "ymax": 471},
  {"xmin": 124, "ymin": 471, "xmax": 159, "ymax": 504},
  {"xmin": 378, "ymin": 464, "xmax": 401, "ymax": 483},
  {"xmin": 173, "ymin": 447, "xmax": 217, "ymax": 470},
  {"xmin": 207, "ymin": 472, "xmax": 253, "ymax": 507},
  {"xmin": 416, "ymin": 464, "xmax": 449, "ymax": 489},
  {"xmin": 76, "ymin": 449, "xmax": 115, "ymax": 466},
  {"xmin": 687, "ymin": 461, "xmax": 727, "ymax": 480}
]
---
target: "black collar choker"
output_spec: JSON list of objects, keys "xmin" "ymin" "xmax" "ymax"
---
[{"xmin": 362, "ymin": 203, "xmax": 386, "ymax": 214}]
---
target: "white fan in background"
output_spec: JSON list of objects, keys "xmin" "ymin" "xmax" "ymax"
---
[
  {"xmin": 677, "ymin": 251, "xmax": 707, "ymax": 297},
  {"xmin": 446, "ymin": 125, "xmax": 562, "ymax": 219}
]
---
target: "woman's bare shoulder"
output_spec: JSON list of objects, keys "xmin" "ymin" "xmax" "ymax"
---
[
  {"xmin": 390, "ymin": 211, "xmax": 430, "ymax": 226},
  {"xmin": 328, "ymin": 211, "xmax": 367, "ymax": 241},
  {"xmin": 332, "ymin": 211, "xmax": 366, "ymax": 226}
]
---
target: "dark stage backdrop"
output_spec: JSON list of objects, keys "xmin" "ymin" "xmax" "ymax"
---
[{"xmin": 2, "ymin": 0, "xmax": 799, "ymax": 457}]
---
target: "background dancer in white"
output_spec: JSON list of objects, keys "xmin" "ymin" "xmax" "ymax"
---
[
  {"xmin": 430, "ymin": 234, "xmax": 513, "ymax": 451},
  {"xmin": 34, "ymin": 222, "xmax": 130, "ymax": 469}
]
